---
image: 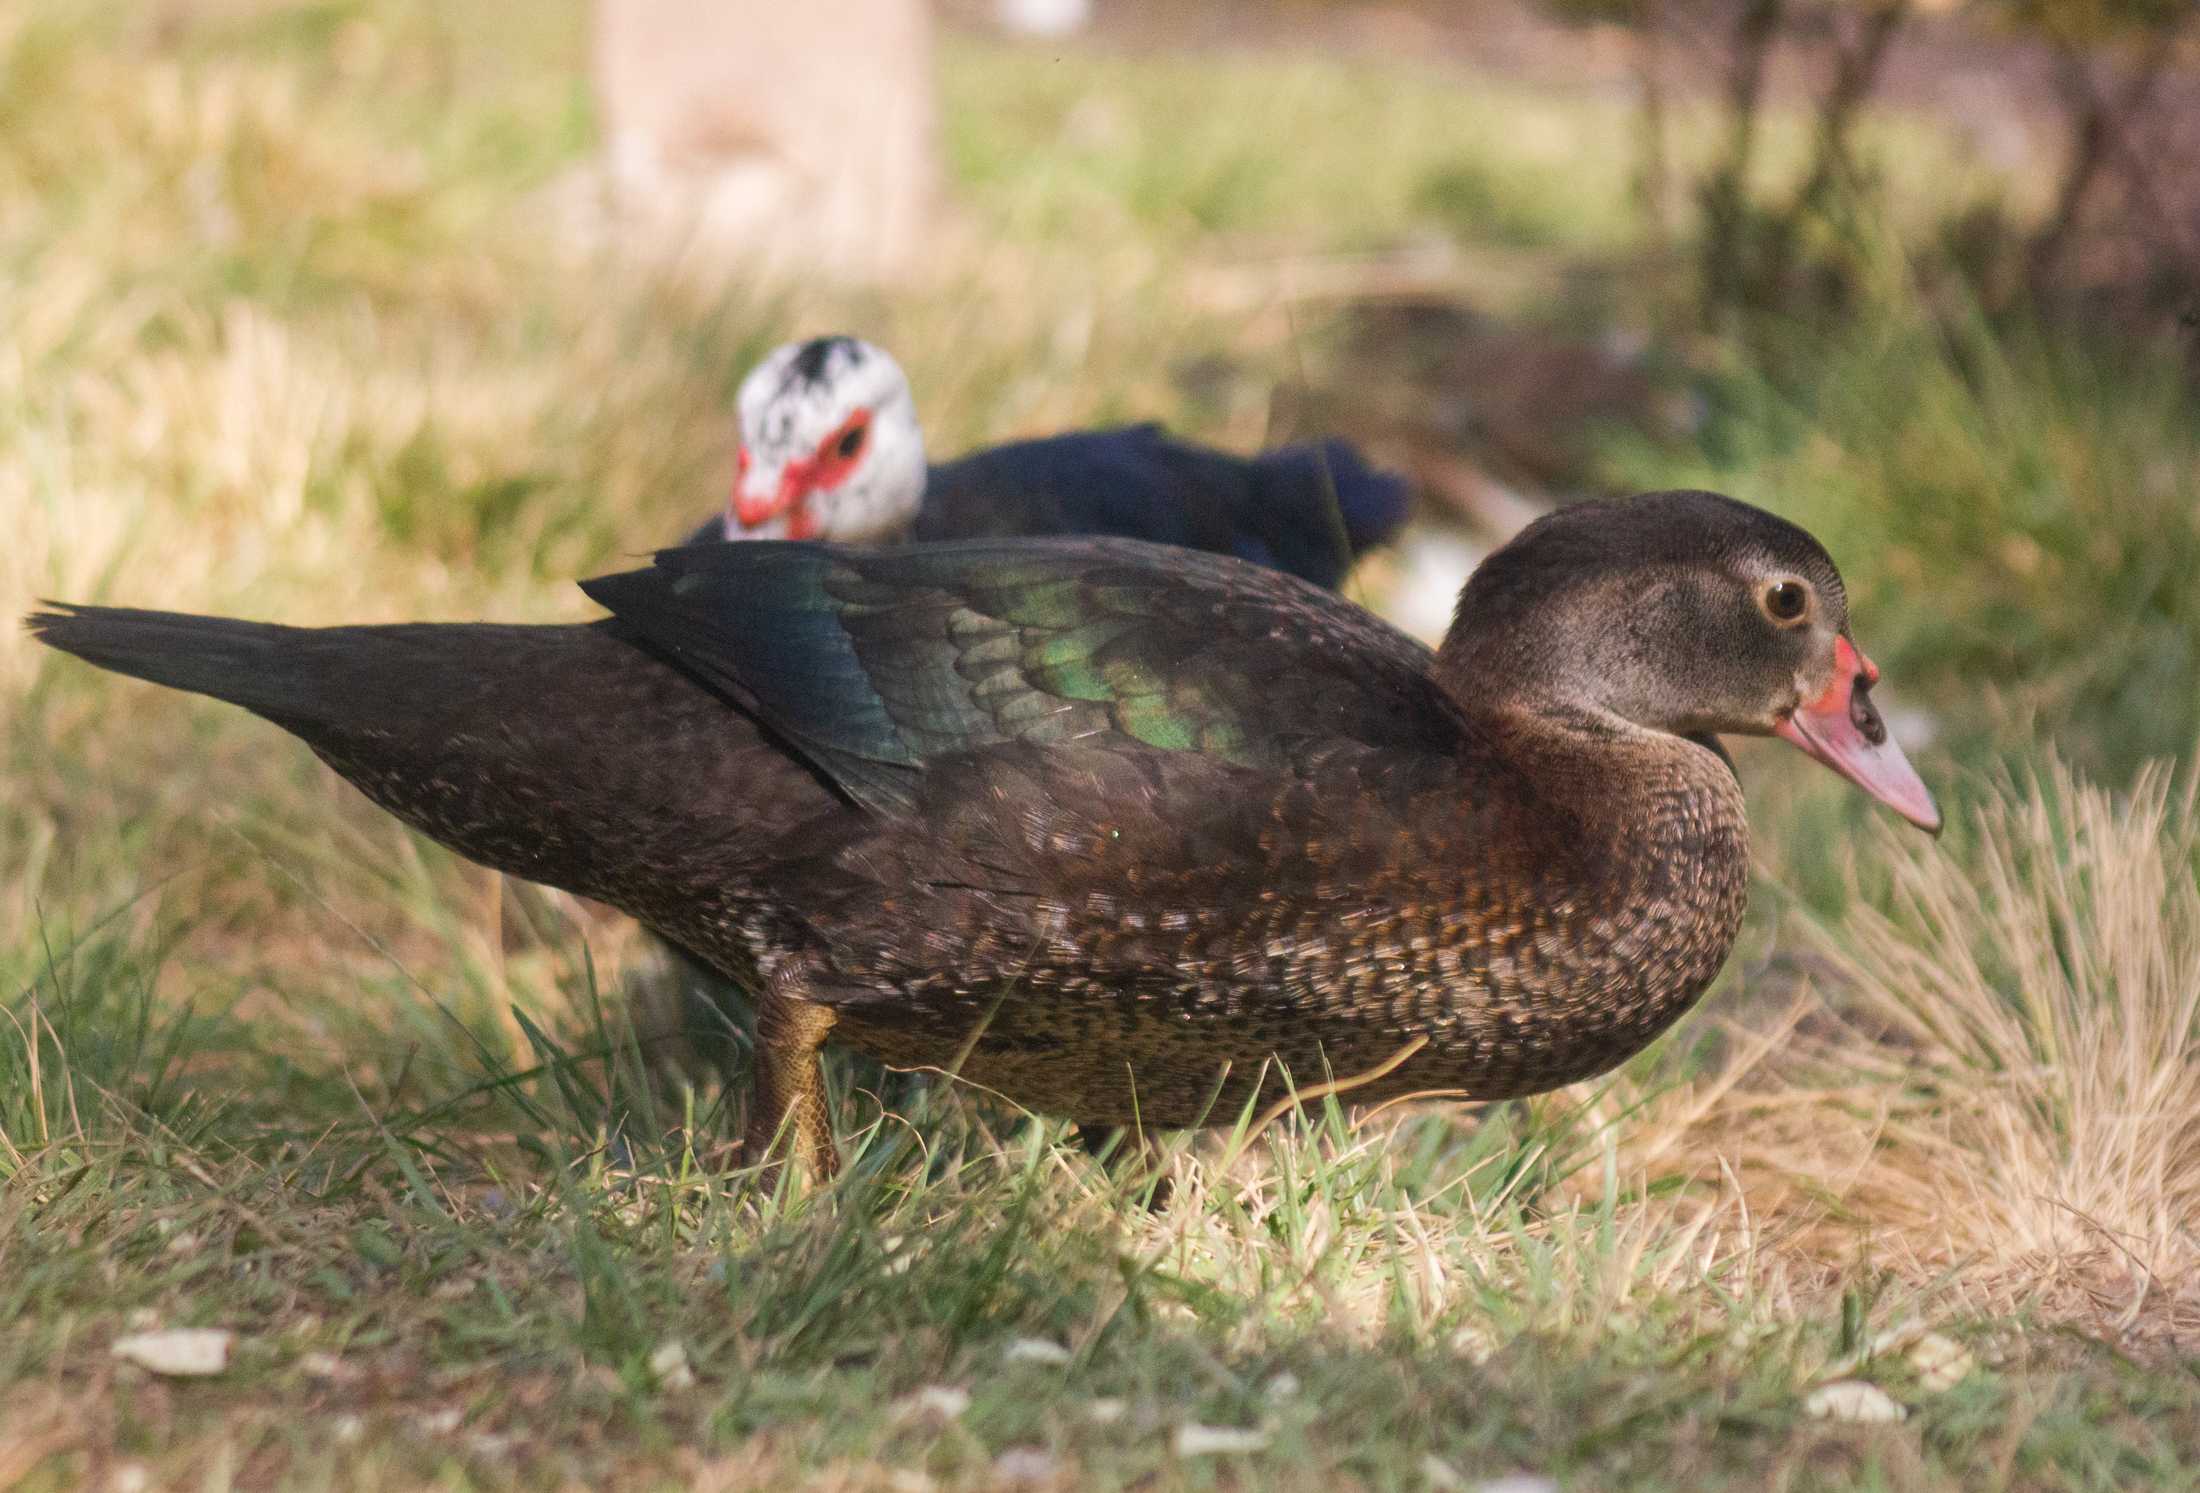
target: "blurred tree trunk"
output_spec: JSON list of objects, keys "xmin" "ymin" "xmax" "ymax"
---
[
  {"xmin": 1633, "ymin": 0, "xmax": 1674, "ymax": 246},
  {"xmin": 1781, "ymin": 0, "xmax": 1909, "ymax": 229},
  {"xmin": 1698, "ymin": 0, "xmax": 1787, "ymax": 327},
  {"xmin": 2026, "ymin": 10, "xmax": 2193, "ymax": 297},
  {"xmin": 1698, "ymin": 0, "xmax": 1915, "ymax": 325},
  {"xmin": 592, "ymin": 0, "xmax": 940, "ymax": 284}
]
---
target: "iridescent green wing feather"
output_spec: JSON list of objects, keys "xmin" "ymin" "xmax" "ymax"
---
[{"xmin": 580, "ymin": 538, "xmax": 1460, "ymax": 816}]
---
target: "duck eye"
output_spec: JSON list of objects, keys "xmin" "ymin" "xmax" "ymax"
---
[
  {"xmin": 834, "ymin": 423, "xmax": 867, "ymax": 461},
  {"xmin": 1763, "ymin": 580, "xmax": 1810, "ymax": 623}
]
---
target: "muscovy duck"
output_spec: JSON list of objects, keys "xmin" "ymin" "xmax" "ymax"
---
[
  {"xmin": 689, "ymin": 335, "xmax": 1410, "ymax": 587},
  {"xmin": 32, "ymin": 491, "xmax": 1940, "ymax": 1175}
]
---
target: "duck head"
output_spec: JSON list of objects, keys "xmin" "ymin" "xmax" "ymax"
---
[
  {"xmin": 1443, "ymin": 489, "xmax": 1941, "ymax": 833},
  {"xmin": 726, "ymin": 336, "xmax": 929, "ymax": 542}
]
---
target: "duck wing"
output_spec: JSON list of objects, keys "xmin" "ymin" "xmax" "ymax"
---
[{"xmin": 578, "ymin": 536, "xmax": 1463, "ymax": 819}]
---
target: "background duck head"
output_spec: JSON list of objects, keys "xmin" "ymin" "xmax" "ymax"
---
[{"xmin": 726, "ymin": 335, "xmax": 930, "ymax": 542}]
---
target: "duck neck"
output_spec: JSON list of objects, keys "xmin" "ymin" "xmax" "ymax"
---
[
  {"xmin": 1460, "ymin": 690, "xmax": 1746, "ymax": 852},
  {"xmin": 1431, "ymin": 692, "xmax": 1755, "ymax": 1088}
]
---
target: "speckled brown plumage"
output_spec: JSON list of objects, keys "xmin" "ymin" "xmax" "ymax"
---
[{"xmin": 27, "ymin": 490, "xmax": 1938, "ymax": 1175}]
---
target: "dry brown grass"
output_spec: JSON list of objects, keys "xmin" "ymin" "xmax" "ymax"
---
[
  {"xmin": 1610, "ymin": 759, "xmax": 2200, "ymax": 1344},
  {"xmin": 1825, "ymin": 761, "xmax": 2199, "ymax": 1328}
]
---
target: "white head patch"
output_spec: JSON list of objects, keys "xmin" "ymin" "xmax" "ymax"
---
[{"xmin": 726, "ymin": 337, "xmax": 928, "ymax": 542}]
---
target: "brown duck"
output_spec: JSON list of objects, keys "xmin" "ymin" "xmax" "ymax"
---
[{"xmin": 29, "ymin": 490, "xmax": 1940, "ymax": 1173}]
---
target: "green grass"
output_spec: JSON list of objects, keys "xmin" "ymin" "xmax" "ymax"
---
[
  {"xmin": 3, "ymin": 0, "xmax": 2197, "ymax": 1486},
  {"xmin": 8, "ymin": 937, "xmax": 2196, "ymax": 1490}
]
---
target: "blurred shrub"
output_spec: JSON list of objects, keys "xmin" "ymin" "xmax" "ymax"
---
[
  {"xmin": 1412, "ymin": 159, "xmax": 1581, "ymax": 249},
  {"xmin": 1544, "ymin": 0, "xmax": 2197, "ymax": 320}
]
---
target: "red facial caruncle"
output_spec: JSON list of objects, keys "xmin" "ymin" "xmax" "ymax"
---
[
  {"xmin": 1774, "ymin": 634, "xmax": 1940, "ymax": 833},
  {"xmin": 731, "ymin": 409, "xmax": 874, "ymax": 539}
]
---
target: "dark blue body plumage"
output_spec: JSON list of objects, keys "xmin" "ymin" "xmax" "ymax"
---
[
  {"xmin": 909, "ymin": 425, "xmax": 1410, "ymax": 588},
  {"xmin": 696, "ymin": 423, "xmax": 1409, "ymax": 589}
]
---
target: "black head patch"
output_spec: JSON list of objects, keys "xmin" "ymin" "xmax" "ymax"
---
[{"xmin": 785, "ymin": 336, "xmax": 860, "ymax": 393}]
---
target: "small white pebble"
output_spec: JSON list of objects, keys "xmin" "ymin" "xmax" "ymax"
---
[
  {"xmin": 1173, "ymin": 1423, "xmax": 1270, "ymax": 1456},
  {"xmin": 331, "ymin": 1414, "xmax": 365, "ymax": 1445},
  {"xmin": 1803, "ymin": 1379, "xmax": 1907, "ymax": 1423},
  {"xmin": 416, "ymin": 1406, "xmax": 464, "ymax": 1435},
  {"xmin": 992, "ymin": 1446, "xmax": 1059, "ymax": 1486},
  {"xmin": 1421, "ymin": 1454, "xmax": 1467, "ymax": 1491},
  {"xmin": 109, "ymin": 1465, "xmax": 151, "ymax": 1493},
  {"xmin": 904, "ymin": 1385, "xmax": 970, "ymax": 1421},
  {"xmin": 299, "ymin": 1351, "xmax": 348, "ymax": 1381},
  {"xmin": 1907, "ymin": 1332, "xmax": 1976, "ymax": 1394},
  {"xmin": 1447, "ymin": 1326, "xmax": 1497, "ymax": 1364},
  {"xmin": 649, "ymin": 1340, "xmax": 697, "ymax": 1391},
  {"xmin": 111, "ymin": 1328, "xmax": 232, "ymax": 1378},
  {"xmin": 1004, "ymin": 1337, "xmax": 1072, "ymax": 1366},
  {"xmin": 1085, "ymin": 1397, "xmax": 1128, "ymax": 1425},
  {"xmin": 1263, "ymin": 1370, "xmax": 1301, "ymax": 1402}
]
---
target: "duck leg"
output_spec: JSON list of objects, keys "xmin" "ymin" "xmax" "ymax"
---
[{"xmin": 746, "ymin": 976, "xmax": 841, "ymax": 1180}]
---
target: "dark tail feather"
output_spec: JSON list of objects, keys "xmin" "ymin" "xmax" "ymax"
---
[
  {"xmin": 1255, "ymin": 439, "xmax": 1412, "ymax": 555},
  {"xmin": 26, "ymin": 604, "xmax": 322, "ymax": 719}
]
